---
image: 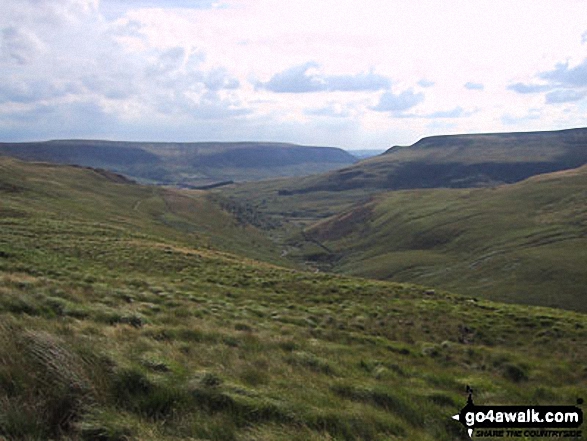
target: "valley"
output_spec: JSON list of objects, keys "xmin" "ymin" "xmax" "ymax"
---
[
  {"xmin": 1, "ymin": 128, "xmax": 586, "ymax": 440},
  {"xmin": 3, "ymin": 2, "xmax": 587, "ymax": 439},
  {"xmin": 219, "ymin": 128, "xmax": 587, "ymax": 312},
  {"xmin": 0, "ymin": 140, "xmax": 357, "ymax": 188}
]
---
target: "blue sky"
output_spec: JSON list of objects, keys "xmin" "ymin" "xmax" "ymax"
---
[{"xmin": 1, "ymin": 0, "xmax": 587, "ymax": 149}]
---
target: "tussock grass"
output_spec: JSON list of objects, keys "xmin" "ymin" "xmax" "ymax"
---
[{"xmin": 0, "ymin": 157, "xmax": 585, "ymax": 440}]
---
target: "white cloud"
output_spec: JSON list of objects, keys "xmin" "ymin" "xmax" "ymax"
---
[
  {"xmin": 0, "ymin": 77, "xmax": 74, "ymax": 103},
  {"xmin": 372, "ymin": 89, "xmax": 424, "ymax": 113},
  {"xmin": 464, "ymin": 82, "xmax": 484, "ymax": 91},
  {"xmin": 508, "ymin": 57, "xmax": 587, "ymax": 106},
  {"xmin": 146, "ymin": 47, "xmax": 187, "ymax": 76},
  {"xmin": 507, "ymin": 83, "xmax": 552, "ymax": 94},
  {"xmin": 387, "ymin": 106, "xmax": 476, "ymax": 120},
  {"xmin": 256, "ymin": 62, "xmax": 325, "ymax": 93},
  {"xmin": 1, "ymin": 0, "xmax": 99, "ymax": 26},
  {"xmin": 501, "ymin": 109, "xmax": 541, "ymax": 125},
  {"xmin": 418, "ymin": 79, "xmax": 435, "ymax": 88},
  {"xmin": 0, "ymin": 26, "xmax": 45, "ymax": 65},
  {"xmin": 540, "ymin": 59, "xmax": 587, "ymax": 88},
  {"xmin": 304, "ymin": 103, "xmax": 353, "ymax": 118},
  {"xmin": 202, "ymin": 68, "xmax": 240, "ymax": 91},
  {"xmin": 0, "ymin": 0, "xmax": 254, "ymax": 136},
  {"xmin": 256, "ymin": 62, "xmax": 391, "ymax": 93},
  {"xmin": 545, "ymin": 89, "xmax": 586, "ymax": 104},
  {"xmin": 424, "ymin": 106, "xmax": 472, "ymax": 119},
  {"xmin": 1, "ymin": 0, "xmax": 587, "ymax": 148}
]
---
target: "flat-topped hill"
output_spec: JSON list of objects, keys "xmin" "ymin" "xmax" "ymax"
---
[
  {"xmin": 275, "ymin": 127, "xmax": 587, "ymax": 193},
  {"xmin": 0, "ymin": 140, "xmax": 357, "ymax": 187}
]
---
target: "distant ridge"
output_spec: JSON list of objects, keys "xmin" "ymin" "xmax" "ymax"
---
[
  {"xmin": 0, "ymin": 139, "xmax": 357, "ymax": 186},
  {"xmin": 384, "ymin": 127, "xmax": 587, "ymax": 154},
  {"xmin": 276, "ymin": 127, "xmax": 587, "ymax": 194}
]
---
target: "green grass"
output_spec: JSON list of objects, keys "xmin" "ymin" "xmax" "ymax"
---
[
  {"xmin": 222, "ymin": 164, "xmax": 587, "ymax": 312},
  {"xmin": 297, "ymin": 167, "xmax": 587, "ymax": 311},
  {"xmin": 1, "ymin": 157, "xmax": 586, "ymax": 440},
  {"xmin": 0, "ymin": 156, "xmax": 289, "ymax": 268}
]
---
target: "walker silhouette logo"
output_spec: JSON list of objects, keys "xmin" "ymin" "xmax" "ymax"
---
[{"xmin": 452, "ymin": 386, "xmax": 583, "ymax": 438}]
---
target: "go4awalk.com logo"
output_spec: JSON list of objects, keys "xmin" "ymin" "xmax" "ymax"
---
[{"xmin": 452, "ymin": 386, "xmax": 583, "ymax": 438}]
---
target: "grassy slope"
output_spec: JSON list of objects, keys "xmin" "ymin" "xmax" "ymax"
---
[
  {"xmin": 0, "ymin": 157, "xmax": 288, "ymax": 267},
  {"xmin": 1, "ymin": 160, "xmax": 586, "ymax": 441},
  {"xmin": 303, "ymin": 165, "xmax": 587, "ymax": 312}
]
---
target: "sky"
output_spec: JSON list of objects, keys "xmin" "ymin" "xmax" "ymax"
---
[{"xmin": 1, "ymin": 0, "xmax": 587, "ymax": 149}]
